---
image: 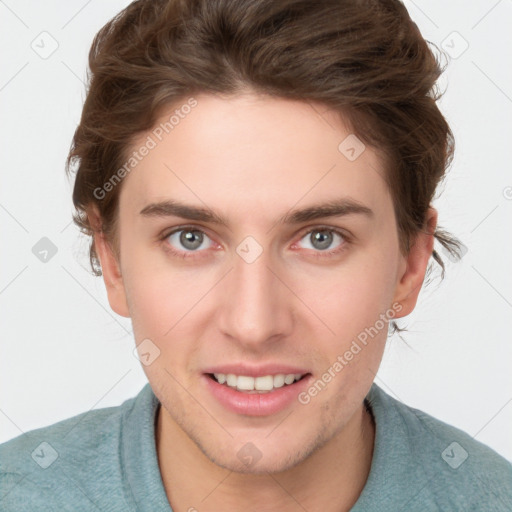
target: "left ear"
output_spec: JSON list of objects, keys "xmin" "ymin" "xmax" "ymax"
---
[{"xmin": 392, "ymin": 207, "xmax": 437, "ymax": 317}]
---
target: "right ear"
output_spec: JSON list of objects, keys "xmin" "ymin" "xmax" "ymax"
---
[{"xmin": 88, "ymin": 205, "xmax": 130, "ymax": 318}]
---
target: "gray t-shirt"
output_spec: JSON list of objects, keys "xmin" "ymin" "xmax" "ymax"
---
[{"xmin": 1, "ymin": 382, "xmax": 511, "ymax": 511}]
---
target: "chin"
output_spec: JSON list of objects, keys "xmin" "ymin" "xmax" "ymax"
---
[
  {"xmin": 194, "ymin": 426, "xmax": 332, "ymax": 476},
  {"xmin": 206, "ymin": 447, "xmax": 307, "ymax": 475}
]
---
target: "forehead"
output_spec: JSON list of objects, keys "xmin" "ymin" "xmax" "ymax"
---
[{"xmin": 118, "ymin": 93, "xmax": 391, "ymax": 221}]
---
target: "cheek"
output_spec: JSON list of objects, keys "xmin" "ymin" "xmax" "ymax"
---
[
  {"xmin": 121, "ymin": 250, "xmax": 215, "ymax": 369},
  {"xmin": 125, "ymin": 269, "xmax": 200, "ymax": 385},
  {"xmin": 125, "ymin": 273, "xmax": 170, "ymax": 326},
  {"xmin": 303, "ymin": 249, "xmax": 399, "ymax": 337},
  {"xmin": 120, "ymin": 232, "xmax": 186, "ymax": 319},
  {"xmin": 121, "ymin": 247, "xmax": 189, "ymax": 340}
]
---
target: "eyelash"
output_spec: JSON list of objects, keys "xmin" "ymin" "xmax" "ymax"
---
[{"xmin": 158, "ymin": 225, "xmax": 351, "ymax": 260}]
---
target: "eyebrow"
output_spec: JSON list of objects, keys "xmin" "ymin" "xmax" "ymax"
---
[{"xmin": 139, "ymin": 198, "xmax": 373, "ymax": 226}]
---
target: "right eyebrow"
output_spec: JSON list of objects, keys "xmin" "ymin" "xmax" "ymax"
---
[{"xmin": 139, "ymin": 200, "xmax": 229, "ymax": 227}]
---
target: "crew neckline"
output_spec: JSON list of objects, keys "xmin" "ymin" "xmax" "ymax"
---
[
  {"xmin": 121, "ymin": 384, "xmax": 172, "ymax": 511},
  {"xmin": 120, "ymin": 382, "xmax": 396, "ymax": 511}
]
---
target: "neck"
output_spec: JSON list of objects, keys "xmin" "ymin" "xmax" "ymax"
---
[{"xmin": 156, "ymin": 401, "xmax": 375, "ymax": 512}]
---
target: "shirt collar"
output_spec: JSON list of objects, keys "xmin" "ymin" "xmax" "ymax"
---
[
  {"xmin": 121, "ymin": 381, "xmax": 431, "ymax": 512},
  {"xmin": 351, "ymin": 383, "xmax": 434, "ymax": 511},
  {"xmin": 121, "ymin": 383, "xmax": 172, "ymax": 511}
]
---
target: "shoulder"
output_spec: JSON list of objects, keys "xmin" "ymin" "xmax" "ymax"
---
[
  {"xmin": 0, "ymin": 388, "xmax": 144, "ymax": 511},
  {"xmin": 366, "ymin": 384, "xmax": 512, "ymax": 511}
]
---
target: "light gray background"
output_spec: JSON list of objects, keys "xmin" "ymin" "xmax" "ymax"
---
[{"xmin": 1, "ymin": 0, "xmax": 511, "ymax": 462}]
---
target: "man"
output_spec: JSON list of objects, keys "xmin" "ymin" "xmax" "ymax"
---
[{"xmin": 1, "ymin": 0, "xmax": 511, "ymax": 510}]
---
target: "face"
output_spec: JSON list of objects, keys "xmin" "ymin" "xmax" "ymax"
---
[{"xmin": 94, "ymin": 92, "xmax": 434, "ymax": 474}]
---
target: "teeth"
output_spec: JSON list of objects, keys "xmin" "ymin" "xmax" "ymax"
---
[
  {"xmin": 273, "ymin": 374, "xmax": 285, "ymax": 388},
  {"xmin": 212, "ymin": 372, "xmax": 304, "ymax": 392},
  {"xmin": 255, "ymin": 375, "xmax": 274, "ymax": 391},
  {"xmin": 284, "ymin": 374, "xmax": 295, "ymax": 385},
  {"xmin": 237, "ymin": 375, "xmax": 254, "ymax": 391}
]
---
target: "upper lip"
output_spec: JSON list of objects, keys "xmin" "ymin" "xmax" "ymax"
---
[{"xmin": 203, "ymin": 363, "xmax": 309, "ymax": 378}]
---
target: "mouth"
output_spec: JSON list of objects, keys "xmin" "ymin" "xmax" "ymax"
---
[
  {"xmin": 202, "ymin": 369, "xmax": 312, "ymax": 416},
  {"xmin": 207, "ymin": 372, "xmax": 308, "ymax": 393}
]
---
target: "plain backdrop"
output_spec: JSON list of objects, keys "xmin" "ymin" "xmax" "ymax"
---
[{"xmin": 1, "ymin": 0, "xmax": 511, "ymax": 462}]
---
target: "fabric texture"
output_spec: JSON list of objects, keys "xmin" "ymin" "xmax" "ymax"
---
[{"xmin": 1, "ymin": 382, "xmax": 511, "ymax": 511}]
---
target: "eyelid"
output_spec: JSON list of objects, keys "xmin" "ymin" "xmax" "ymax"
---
[
  {"xmin": 159, "ymin": 224, "xmax": 351, "ymax": 243},
  {"xmin": 291, "ymin": 225, "xmax": 351, "ymax": 256},
  {"xmin": 159, "ymin": 224, "xmax": 353, "ymax": 258},
  {"xmin": 295, "ymin": 224, "xmax": 352, "ymax": 241},
  {"xmin": 159, "ymin": 224, "xmax": 219, "ymax": 259},
  {"xmin": 159, "ymin": 224, "xmax": 216, "ymax": 242}
]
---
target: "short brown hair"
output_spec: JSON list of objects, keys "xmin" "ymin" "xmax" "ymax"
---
[{"xmin": 66, "ymin": 0, "xmax": 462, "ymax": 278}]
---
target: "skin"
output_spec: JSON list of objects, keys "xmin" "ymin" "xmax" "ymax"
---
[{"xmin": 91, "ymin": 92, "xmax": 436, "ymax": 511}]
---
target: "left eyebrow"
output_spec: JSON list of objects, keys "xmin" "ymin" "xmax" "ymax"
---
[
  {"xmin": 280, "ymin": 198, "xmax": 374, "ymax": 224},
  {"xmin": 138, "ymin": 197, "xmax": 373, "ymax": 226}
]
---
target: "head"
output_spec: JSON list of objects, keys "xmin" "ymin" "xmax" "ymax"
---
[{"xmin": 66, "ymin": 0, "xmax": 462, "ymax": 473}]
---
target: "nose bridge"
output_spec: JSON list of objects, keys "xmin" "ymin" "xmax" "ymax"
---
[{"xmin": 217, "ymin": 241, "xmax": 292, "ymax": 346}]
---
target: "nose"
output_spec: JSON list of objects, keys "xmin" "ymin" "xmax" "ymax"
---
[{"xmin": 216, "ymin": 245, "xmax": 294, "ymax": 350}]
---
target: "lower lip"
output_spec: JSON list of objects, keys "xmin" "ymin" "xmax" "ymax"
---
[{"xmin": 202, "ymin": 374, "xmax": 312, "ymax": 416}]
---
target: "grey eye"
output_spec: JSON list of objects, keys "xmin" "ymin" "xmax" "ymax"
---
[
  {"xmin": 168, "ymin": 229, "xmax": 212, "ymax": 251},
  {"xmin": 298, "ymin": 229, "xmax": 344, "ymax": 251}
]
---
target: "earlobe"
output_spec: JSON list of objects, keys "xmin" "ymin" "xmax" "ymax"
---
[
  {"xmin": 89, "ymin": 206, "xmax": 131, "ymax": 318},
  {"xmin": 392, "ymin": 207, "xmax": 437, "ymax": 318}
]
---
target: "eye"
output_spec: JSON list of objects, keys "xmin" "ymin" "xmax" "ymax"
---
[
  {"xmin": 295, "ymin": 228, "xmax": 347, "ymax": 255},
  {"xmin": 160, "ymin": 225, "xmax": 349, "ymax": 260},
  {"xmin": 164, "ymin": 227, "xmax": 214, "ymax": 254}
]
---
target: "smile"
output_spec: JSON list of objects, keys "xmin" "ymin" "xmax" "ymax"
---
[
  {"xmin": 203, "ymin": 369, "xmax": 312, "ymax": 416},
  {"xmin": 210, "ymin": 373, "xmax": 306, "ymax": 393}
]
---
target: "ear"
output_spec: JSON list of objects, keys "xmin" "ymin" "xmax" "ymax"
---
[
  {"xmin": 89, "ymin": 205, "xmax": 130, "ymax": 318},
  {"xmin": 392, "ymin": 207, "xmax": 437, "ymax": 318}
]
